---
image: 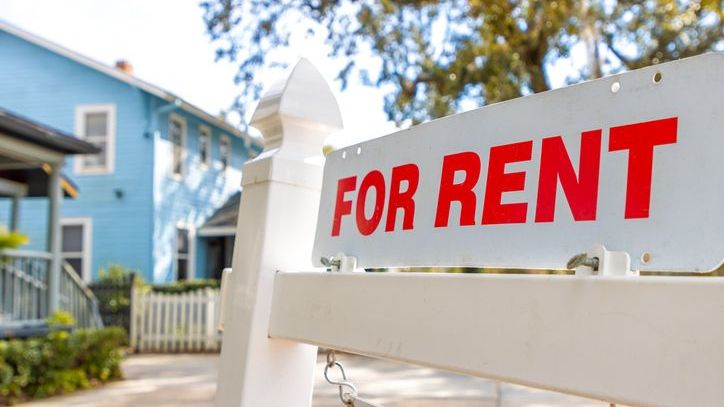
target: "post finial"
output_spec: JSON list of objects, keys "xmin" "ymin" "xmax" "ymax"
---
[{"xmin": 250, "ymin": 58, "xmax": 343, "ymax": 159}]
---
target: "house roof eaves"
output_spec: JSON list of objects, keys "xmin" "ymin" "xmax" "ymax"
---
[
  {"xmin": 0, "ymin": 108, "xmax": 99, "ymax": 155},
  {"xmin": 0, "ymin": 19, "xmax": 261, "ymax": 148}
]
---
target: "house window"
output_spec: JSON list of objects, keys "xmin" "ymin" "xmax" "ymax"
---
[
  {"xmin": 220, "ymin": 135, "xmax": 230, "ymax": 171},
  {"xmin": 169, "ymin": 114, "xmax": 186, "ymax": 177},
  {"xmin": 75, "ymin": 105, "xmax": 115, "ymax": 174},
  {"xmin": 61, "ymin": 218, "xmax": 92, "ymax": 281},
  {"xmin": 176, "ymin": 227, "xmax": 190, "ymax": 280},
  {"xmin": 199, "ymin": 126, "xmax": 211, "ymax": 167}
]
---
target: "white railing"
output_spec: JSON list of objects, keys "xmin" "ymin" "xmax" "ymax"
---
[
  {"xmin": 0, "ymin": 249, "xmax": 50, "ymax": 322},
  {"xmin": 130, "ymin": 287, "xmax": 221, "ymax": 353},
  {"xmin": 0, "ymin": 249, "xmax": 102, "ymax": 329},
  {"xmin": 59, "ymin": 262, "xmax": 103, "ymax": 329}
]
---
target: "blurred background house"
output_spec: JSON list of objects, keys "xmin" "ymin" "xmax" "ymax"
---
[{"xmin": 0, "ymin": 21, "xmax": 261, "ymax": 283}]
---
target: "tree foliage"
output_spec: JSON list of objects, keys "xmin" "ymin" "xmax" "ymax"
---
[{"xmin": 202, "ymin": 0, "xmax": 723, "ymax": 125}]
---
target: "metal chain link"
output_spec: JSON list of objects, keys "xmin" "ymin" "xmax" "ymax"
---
[{"xmin": 324, "ymin": 350, "xmax": 358, "ymax": 406}]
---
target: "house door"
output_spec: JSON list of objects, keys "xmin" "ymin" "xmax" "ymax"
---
[
  {"xmin": 206, "ymin": 237, "xmax": 224, "ymax": 279},
  {"xmin": 206, "ymin": 236, "xmax": 234, "ymax": 279}
]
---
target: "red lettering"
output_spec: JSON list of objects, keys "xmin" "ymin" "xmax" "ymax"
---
[
  {"xmin": 609, "ymin": 117, "xmax": 677, "ymax": 219},
  {"xmin": 535, "ymin": 130, "xmax": 602, "ymax": 222},
  {"xmin": 385, "ymin": 164, "xmax": 420, "ymax": 232},
  {"xmin": 434, "ymin": 152, "xmax": 481, "ymax": 227},
  {"xmin": 356, "ymin": 170, "xmax": 386, "ymax": 235},
  {"xmin": 482, "ymin": 141, "xmax": 532, "ymax": 224},
  {"xmin": 331, "ymin": 176, "xmax": 357, "ymax": 236}
]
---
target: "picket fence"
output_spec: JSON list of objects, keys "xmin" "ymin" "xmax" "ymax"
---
[{"xmin": 130, "ymin": 287, "xmax": 221, "ymax": 352}]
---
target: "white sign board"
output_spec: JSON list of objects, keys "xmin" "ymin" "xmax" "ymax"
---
[{"xmin": 313, "ymin": 53, "xmax": 724, "ymax": 272}]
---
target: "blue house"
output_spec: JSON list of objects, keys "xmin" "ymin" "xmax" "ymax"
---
[{"xmin": 0, "ymin": 21, "xmax": 261, "ymax": 283}]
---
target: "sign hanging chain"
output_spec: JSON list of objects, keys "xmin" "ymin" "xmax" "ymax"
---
[{"xmin": 324, "ymin": 350, "xmax": 384, "ymax": 407}]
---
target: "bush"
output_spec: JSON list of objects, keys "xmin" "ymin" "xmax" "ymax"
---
[
  {"xmin": 0, "ymin": 327, "xmax": 127, "ymax": 404},
  {"xmin": 0, "ymin": 226, "xmax": 28, "ymax": 250},
  {"xmin": 95, "ymin": 264, "xmax": 142, "ymax": 314},
  {"xmin": 47, "ymin": 310, "xmax": 75, "ymax": 327},
  {"xmin": 98, "ymin": 264, "xmax": 143, "ymax": 286},
  {"xmin": 152, "ymin": 279, "xmax": 219, "ymax": 294}
]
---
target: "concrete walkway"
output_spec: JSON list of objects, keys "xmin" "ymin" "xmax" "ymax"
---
[{"xmin": 23, "ymin": 353, "xmax": 613, "ymax": 406}]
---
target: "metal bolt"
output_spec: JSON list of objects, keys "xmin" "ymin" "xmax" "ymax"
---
[
  {"xmin": 321, "ymin": 257, "xmax": 341, "ymax": 270},
  {"xmin": 566, "ymin": 253, "xmax": 599, "ymax": 271}
]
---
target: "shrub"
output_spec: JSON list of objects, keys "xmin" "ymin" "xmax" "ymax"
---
[
  {"xmin": 90, "ymin": 264, "xmax": 152, "ymax": 334},
  {"xmin": 47, "ymin": 311, "xmax": 75, "ymax": 327},
  {"xmin": 98, "ymin": 264, "xmax": 143, "ymax": 286},
  {"xmin": 0, "ymin": 327, "xmax": 127, "ymax": 404},
  {"xmin": 0, "ymin": 226, "xmax": 28, "ymax": 250},
  {"xmin": 152, "ymin": 279, "xmax": 219, "ymax": 294}
]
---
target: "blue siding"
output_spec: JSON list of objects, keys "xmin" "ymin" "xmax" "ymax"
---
[
  {"xmin": 152, "ymin": 108, "xmax": 245, "ymax": 282},
  {"xmin": 0, "ymin": 29, "xmax": 253, "ymax": 282},
  {"xmin": 0, "ymin": 31, "xmax": 155, "ymax": 279}
]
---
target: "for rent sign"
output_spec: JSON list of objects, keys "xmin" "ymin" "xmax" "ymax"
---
[{"xmin": 313, "ymin": 54, "xmax": 724, "ymax": 272}]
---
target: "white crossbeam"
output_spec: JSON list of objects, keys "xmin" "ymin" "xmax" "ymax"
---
[{"xmin": 270, "ymin": 272, "xmax": 724, "ymax": 407}]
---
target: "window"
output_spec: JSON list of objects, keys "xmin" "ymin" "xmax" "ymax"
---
[
  {"xmin": 61, "ymin": 218, "xmax": 92, "ymax": 281},
  {"xmin": 220, "ymin": 135, "xmax": 230, "ymax": 171},
  {"xmin": 175, "ymin": 227, "xmax": 190, "ymax": 280},
  {"xmin": 199, "ymin": 126, "xmax": 211, "ymax": 167},
  {"xmin": 75, "ymin": 105, "xmax": 115, "ymax": 174},
  {"xmin": 169, "ymin": 114, "xmax": 186, "ymax": 177}
]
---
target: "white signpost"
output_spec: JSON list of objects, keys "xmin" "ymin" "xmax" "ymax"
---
[{"xmin": 216, "ymin": 53, "xmax": 724, "ymax": 407}]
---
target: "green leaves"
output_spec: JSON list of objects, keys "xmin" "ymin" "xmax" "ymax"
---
[
  {"xmin": 151, "ymin": 279, "xmax": 220, "ymax": 294},
  {"xmin": 47, "ymin": 311, "xmax": 76, "ymax": 328},
  {"xmin": 0, "ymin": 226, "xmax": 28, "ymax": 250},
  {"xmin": 203, "ymin": 0, "xmax": 722, "ymax": 125},
  {"xmin": 0, "ymin": 327, "xmax": 126, "ymax": 404}
]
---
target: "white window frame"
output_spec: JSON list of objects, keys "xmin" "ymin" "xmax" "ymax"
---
[
  {"xmin": 199, "ymin": 125, "xmax": 211, "ymax": 168},
  {"xmin": 219, "ymin": 134, "xmax": 231, "ymax": 172},
  {"xmin": 168, "ymin": 113, "xmax": 187, "ymax": 179},
  {"xmin": 60, "ymin": 217, "xmax": 93, "ymax": 282},
  {"xmin": 74, "ymin": 104, "xmax": 116, "ymax": 175},
  {"xmin": 174, "ymin": 222, "xmax": 196, "ymax": 280}
]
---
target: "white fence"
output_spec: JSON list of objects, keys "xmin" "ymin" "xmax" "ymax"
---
[{"xmin": 130, "ymin": 288, "xmax": 221, "ymax": 353}]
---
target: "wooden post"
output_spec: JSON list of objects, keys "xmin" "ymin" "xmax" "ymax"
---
[
  {"xmin": 205, "ymin": 288, "xmax": 215, "ymax": 351},
  {"xmin": 214, "ymin": 59, "xmax": 343, "ymax": 406},
  {"xmin": 47, "ymin": 163, "xmax": 63, "ymax": 314},
  {"xmin": 130, "ymin": 282, "xmax": 137, "ymax": 352}
]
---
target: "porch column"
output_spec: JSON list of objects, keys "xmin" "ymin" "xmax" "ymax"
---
[
  {"xmin": 47, "ymin": 163, "xmax": 62, "ymax": 313},
  {"xmin": 10, "ymin": 195, "xmax": 20, "ymax": 231}
]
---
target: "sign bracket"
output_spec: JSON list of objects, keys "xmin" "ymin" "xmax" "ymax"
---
[
  {"xmin": 322, "ymin": 253, "xmax": 358, "ymax": 273},
  {"xmin": 569, "ymin": 244, "xmax": 637, "ymax": 277}
]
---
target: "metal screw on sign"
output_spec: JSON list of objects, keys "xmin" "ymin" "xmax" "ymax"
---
[
  {"xmin": 321, "ymin": 256, "xmax": 341, "ymax": 271},
  {"xmin": 566, "ymin": 253, "xmax": 600, "ymax": 271}
]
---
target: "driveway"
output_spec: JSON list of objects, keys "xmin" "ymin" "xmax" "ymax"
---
[{"xmin": 23, "ymin": 353, "xmax": 612, "ymax": 406}]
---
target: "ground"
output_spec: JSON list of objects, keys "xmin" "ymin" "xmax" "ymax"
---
[{"xmin": 22, "ymin": 353, "xmax": 614, "ymax": 406}]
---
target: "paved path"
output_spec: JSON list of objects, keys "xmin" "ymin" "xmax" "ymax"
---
[{"xmin": 23, "ymin": 353, "xmax": 613, "ymax": 406}]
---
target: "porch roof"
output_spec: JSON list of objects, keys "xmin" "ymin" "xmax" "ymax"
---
[
  {"xmin": 198, "ymin": 191, "xmax": 241, "ymax": 237},
  {"xmin": 0, "ymin": 108, "xmax": 98, "ymax": 155},
  {"xmin": 0, "ymin": 167, "xmax": 78, "ymax": 198},
  {"xmin": 0, "ymin": 107, "xmax": 94, "ymax": 198}
]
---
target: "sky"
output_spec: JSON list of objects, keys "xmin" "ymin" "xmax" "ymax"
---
[{"xmin": 0, "ymin": 0, "xmax": 400, "ymax": 147}]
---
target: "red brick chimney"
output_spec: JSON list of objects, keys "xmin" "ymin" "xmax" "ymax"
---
[{"xmin": 115, "ymin": 60, "xmax": 134, "ymax": 75}]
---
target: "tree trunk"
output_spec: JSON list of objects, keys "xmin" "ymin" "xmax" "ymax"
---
[{"xmin": 529, "ymin": 65, "xmax": 550, "ymax": 93}]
